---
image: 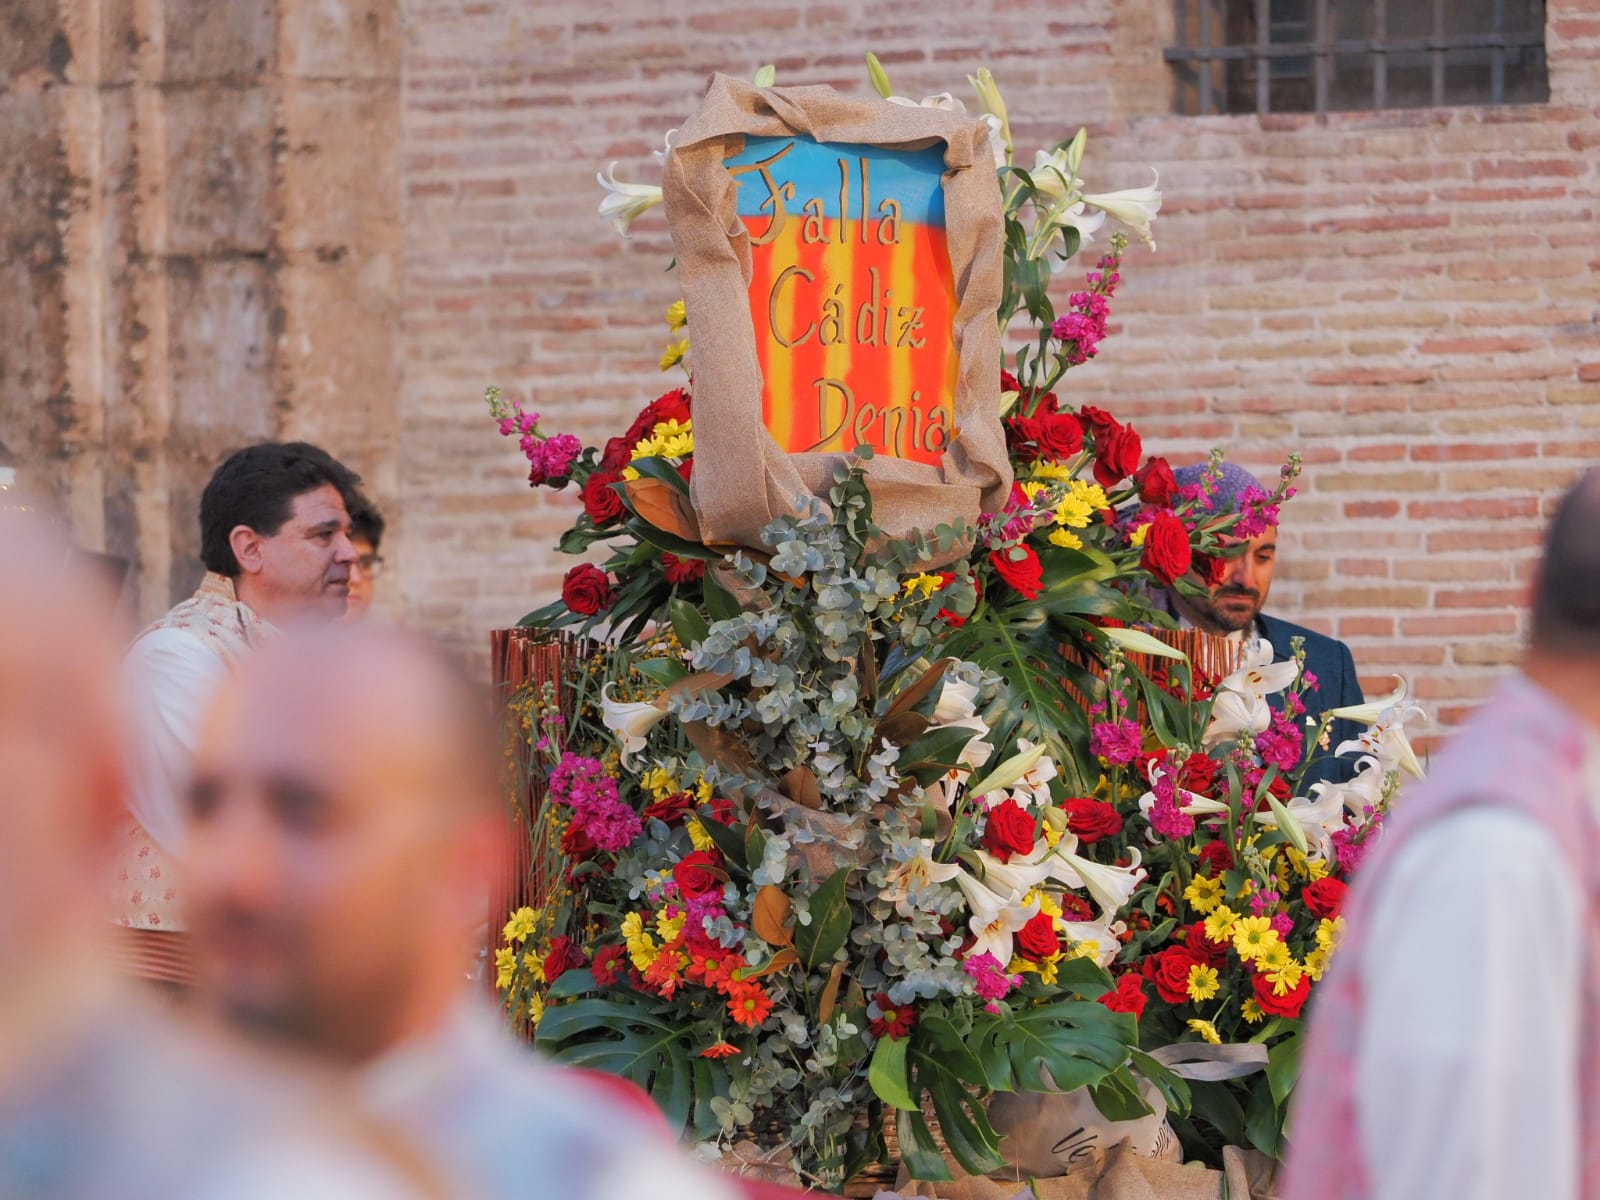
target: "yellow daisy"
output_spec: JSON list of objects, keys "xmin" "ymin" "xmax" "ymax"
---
[
  {"xmin": 1187, "ymin": 1019, "xmax": 1222, "ymax": 1045},
  {"xmin": 1183, "ymin": 874, "xmax": 1226, "ymax": 915},
  {"xmin": 1186, "ymin": 963, "xmax": 1221, "ymax": 1002}
]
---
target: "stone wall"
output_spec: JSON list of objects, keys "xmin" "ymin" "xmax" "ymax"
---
[{"xmin": 3, "ymin": 0, "xmax": 1596, "ymax": 737}]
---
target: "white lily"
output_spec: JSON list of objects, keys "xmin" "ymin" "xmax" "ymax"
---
[
  {"xmin": 651, "ymin": 128, "xmax": 680, "ymax": 164},
  {"xmin": 932, "ymin": 676, "xmax": 981, "ymax": 724},
  {"xmin": 880, "ymin": 838, "xmax": 963, "ymax": 918},
  {"xmin": 600, "ymin": 683, "xmax": 668, "ymax": 767},
  {"xmin": 1326, "ymin": 676, "xmax": 1410, "ymax": 725},
  {"xmin": 887, "ymin": 92, "xmax": 966, "ymax": 112},
  {"xmin": 1029, "ymin": 146, "xmax": 1079, "ymax": 206},
  {"xmin": 1336, "ymin": 703, "xmax": 1426, "ymax": 779},
  {"xmin": 966, "ymin": 739, "xmax": 1048, "ymax": 798},
  {"xmin": 1098, "ymin": 625, "xmax": 1190, "ymax": 662},
  {"xmin": 1060, "ymin": 915, "xmax": 1125, "ymax": 969},
  {"xmin": 1202, "ymin": 687, "xmax": 1273, "ymax": 749},
  {"xmin": 1041, "ymin": 844, "xmax": 1145, "ymax": 918},
  {"xmin": 1220, "ymin": 639, "xmax": 1301, "ymax": 699},
  {"xmin": 1012, "ymin": 738, "xmax": 1058, "ymax": 807},
  {"xmin": 596, "ymin": 163, "xmax": 664, "ymax": 236},
  {"xmin": 1082, "ymin": 169, "xmax": 1162, "ymax": 249},
  {"xmin": 971, "ymin": 848, "xmax": 1056, "ymax": 899},
  {"xmin": 953, "ymin": 871, "xmax": 1038, "ymax": 964}
]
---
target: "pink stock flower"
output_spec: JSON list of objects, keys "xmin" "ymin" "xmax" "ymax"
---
[
  {"xmin": 1146, "ymin": 768, "xmax": 1195, "ymax": 839},
  {"xmin": 964, "ymin": 952, "xmax": 1022, "ymax": 1011},
  {"xmin": 1090, "ymin": 718, "xmax": 1143, "ymax": 767},
  {"xmin": 1256, "ymin": 711, "xmax": 1305, "ymax": 773},
  {"xmin": 1234, "ymin": 485, "xmax": 1282, "ymax": 539},
  {"xmin": 1270, "ymin": 913, "xmax": 1294, "ymax": 938}
]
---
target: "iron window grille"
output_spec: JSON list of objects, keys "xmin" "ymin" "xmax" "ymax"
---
[{"xmin": 1166, "ymin": 0, "xmax": 1549, "ymax": 115}]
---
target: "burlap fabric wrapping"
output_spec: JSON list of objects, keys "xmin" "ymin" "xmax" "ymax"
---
[
  {"xmin": 662, "ymin": 75, "xmax": 1013, "ymax": 558},
  {"xmin": 886, "ymin": 1140, "xmax": 1279, "ymax": 1200}
]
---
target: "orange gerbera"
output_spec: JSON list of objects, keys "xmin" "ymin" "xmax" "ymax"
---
[
  {"xmin": 699, "ymin": 1042, "xmax": 740, "ymax": 1059},
  {"xmin": 726, "ymin": 983, "xmax": 773, "ymax": 1028},
  {"xmin": 642, "ymin": 948, "xmax": 686, "ymax": 998},
  {"xmin": 687, "ymin": 945, "xmax": 743, "ymax": 993}
]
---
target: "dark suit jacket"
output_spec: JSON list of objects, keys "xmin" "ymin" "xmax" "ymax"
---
[{"xmin": 1257, "ymin": 611, "xmax": 1366, "ymax": 790}]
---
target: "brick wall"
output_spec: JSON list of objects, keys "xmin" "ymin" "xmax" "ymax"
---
[
  {"xmin": 398, "ymin": 0, "xmax": 1598, "ymax": 740},
  {"xmin": 5, "ymin": 0, "xmax": 1597, "ymax": 744}
]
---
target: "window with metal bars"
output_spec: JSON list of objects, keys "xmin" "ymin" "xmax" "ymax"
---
[{"xmin": 1166, "ymin": 0, "xmax": 1549, "ymax": 115}]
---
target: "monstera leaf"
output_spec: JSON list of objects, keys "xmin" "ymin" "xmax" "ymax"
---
[{"xmin": 535, "ymin": 970, "xmax": 707, "ymax": 1135}]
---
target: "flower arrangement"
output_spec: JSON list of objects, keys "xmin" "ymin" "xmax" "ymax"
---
[{"xmin": 488, "ymin": 57, "xmax": 1422, "ymax": 1190}]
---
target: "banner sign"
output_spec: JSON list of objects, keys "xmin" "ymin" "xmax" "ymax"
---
[{"xmin": 724, "ymin": 134, "xmax": 958, "ymax": 466}]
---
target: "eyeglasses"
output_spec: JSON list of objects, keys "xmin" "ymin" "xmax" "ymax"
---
[{"xmin": 355, "ymin": 554, "xmax": 386, "ymax": 579}]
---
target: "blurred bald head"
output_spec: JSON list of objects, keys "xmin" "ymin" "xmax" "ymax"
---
[
  {"xmin": 0, "ymin": 521, "xmax": 127, "ymax": 970},
  {"xmin": 1532, "ymin": 469, "xmax": 1600, "ymax": 658},
  {"xmin": 185, "ymin": 624, "xmax": 503, "ymax": 1063}
]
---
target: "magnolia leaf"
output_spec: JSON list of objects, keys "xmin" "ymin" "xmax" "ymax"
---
[
  {"xmin": 696, "ymin": 813, "xmax": 747, "ymax": 869},
  {"xmin": 882, "ymin": 657, "xmax": 954, "ymax": 721},
  {"xmin": 869, "ymin": 1035, "xmax": 916, "ymax": 1111},
  {"xmin": 818, "ymin": 961, "xmax": 846, "ymax": 1026},
  {"xmin": 741, "ymin": 947, "xmax": 799, "ymax": 980},
  {"xmin": 778, "ymin": 765, "xmax": 823, "ymax": 811},
  {"xmin": 667, "ymin": 598, "xmax": 709, "ymax": 651},
  {"xmin": 1267, "ymin": 1032, "xmax": 1302, "ymax": 1108},
  {"xmin": 794, "ymin": 867, "xmax": 852, "ymax": 970},
  {"xmin": 624, "ymin": 476, "xmax": 702, "ymax": 543},
  {"xmin": 752, "ymin": 885, "xmax": 794, "ymax": 947},
  {"xmin": 1097, "ymin": 624, "xmax": 1190, "ymax": 662},
  {"xmin": 875, "ymin": 710, "xmax": 931, "ymax": 750}
]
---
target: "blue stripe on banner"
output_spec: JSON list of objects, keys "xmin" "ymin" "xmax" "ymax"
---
[{"xmin": 724, "ymin": 134, "xmax": 946, "ymax": 227}]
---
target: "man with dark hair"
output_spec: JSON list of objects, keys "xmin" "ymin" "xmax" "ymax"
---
[
  {"xmin": 1286, "ymin": 470, "xmax": 1600, "ymax": 1200},
  {"xmin": 1166, "ymin": 461, "xmax": 1365, "ymax": 787},
  {"xmin": 114, "ymin": 442, "xmax": 361, "ymax": 949},
  {"xmin": 346, "ymin": 492, "xmax": 387, "ymax": 619}
]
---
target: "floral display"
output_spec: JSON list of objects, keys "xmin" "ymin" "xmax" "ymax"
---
[{"xmin": 487, "ymin": 58, "xmax": 1423, "ymax": 1192}]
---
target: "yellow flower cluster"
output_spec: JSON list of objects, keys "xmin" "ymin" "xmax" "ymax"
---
[
  {"xmin": 640, "ymin": 765, "xmax": 678, "ymax": 799},
  {"xmin": 502, "ymin": 906, "xmax": 540, "ymax": 945},
  {"xmin": 901, "ymin": 572, "xmax": 943, "ymax": 600},
  {"xmin": 631, "ymin": 418, "xmax": 694, "ymax": 463},
  {"xmin": 621, "ymin": 910, "xmax": 659, "ymax": 971},
  {"xmin": 1015, "ymin": 476, "xmax": 1110, "ymax": 550}
]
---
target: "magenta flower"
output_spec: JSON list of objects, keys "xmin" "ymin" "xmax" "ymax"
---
[{"xmin": 1089, "ymin": 718, "xmax": 1143, "ymax": 766}]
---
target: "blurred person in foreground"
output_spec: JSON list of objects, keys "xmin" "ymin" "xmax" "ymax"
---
[
  {"xmin": 0, "ymin": 524, "xmax": 446, "ymax": 1200},
  {"xmin": 1163, "ymin": 461, "xmax": 1365, "ymax": 787},
  {"xmin": 345, "ymin": 492, "xmax": 387, "ymax": 619},
  {"xmin": 183, "ymin": 624, "xmax": 737, "ymax": 1200},
  {"xmin": 115, "ymin": 442, "xmax": 361, "ymax": 950},
  {"xmin": 1285, "ymin": 470, "xmax": 1600, "ymax": 1200}
]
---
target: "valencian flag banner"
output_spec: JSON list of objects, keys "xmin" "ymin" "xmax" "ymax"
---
[{"xmin": 724, "ymin": 134, "xmax": 959, "ymax": 467}]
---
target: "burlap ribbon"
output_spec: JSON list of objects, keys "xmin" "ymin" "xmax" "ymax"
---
[{"xmin": 662, "ymin": 74, "xmax": 1013, "ymax": 556}]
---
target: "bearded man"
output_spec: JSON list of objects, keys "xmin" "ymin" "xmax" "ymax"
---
[{"xmin": 1164, "ymin": 461, "xmax": 1365, "ymax": 788}]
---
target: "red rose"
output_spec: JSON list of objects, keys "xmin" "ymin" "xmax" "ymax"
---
[
  {"xmin": 672, "ymin": 849, "xmax": 725, "ymax": 899},
  {"xmin": 988, "ymin": 546, "xmax": 1043, "ymax": 601},
  {"xmin": 599, "ymin": 436, "xmax": 633, "ymax": 471},
  {"xmin": 1063, "ymin": 798, "xmax": 1123, "ymax": 844},
  {"xmin": 561, "ymin": 563, "xmax": 615, "ymax": 616},
  {"xmin": 623, "ymin": 387, "xmax": 692, "ymax": 448},
  {"xmin": 1077, "ymin": 405, "xmax": 1120, "ymax": 444},
  {"xmin": 1197, "ymin": 840, "xmax": 1234, "ymax": 878},
  {"xmin": 1133, "ymin": 457, "xmax": 1177, "ymax": 507},
  {"xmin": 1179, "ymin": 753, "xmax": 1220, "ymax": 797},
  {"xmin": 582, "ymin": 471, "xmax": 625, "ymax": 525},
  {"xmin": 1094, "ymin": 424, "xmax": 1144, "ymax": 488},
  {"xmin": 1183, "ymin": 920, "xmax": 1229, "ymax": 967},
  {"xmin": 1015, "ymin": 911, "xmax": 1062, "ymax": 962},
  {"xmin": 543, "ymin": 935, "xmax": 588, "ymax": 985},
  {"xmin": 1253, "ymin": 970, "xmax": 1312, "ymax": 1019},
  {"xmin": 1152, "ymin": 946, "xmax": 1201, "ymax": 1004},
  {"xmin": 1140, "ymin": 511, "xmax": 1193, "ymax": 586},
  {"xmin": 643, "ymin": 790, "xmax": 695, "ymax": 826},
  {"xmin": 1302, "ymin": 877, "xmax": 1349, "ymax": 920},
  {"xmin": 560, "ymin": 823, "xmax": 597, "ymax": 860},
  {"xmin": 982, "ymin": 799, "xmax": 1038, "ymax": 863},
  {"xmin": 1098, "ymin": 972, "xmax": 1148, "ymax": 1019},
  {"xmin": 1192, "ymin": 550, "xmax": 1229, "ymax": 589},
  {"xmin": 592, "ymin": 944, "xmax": 628, "ymax": 987},
  {"xmin": 1037, "ymin": 414, "xmax": 1083, "ymax": 457},
  {"xmin": 661, "ymin": 552, "xmax": 706, "ymax": 586},
  {"xmin": 704, "ymin": 797, "xmax": 736, "ymax": 825}
]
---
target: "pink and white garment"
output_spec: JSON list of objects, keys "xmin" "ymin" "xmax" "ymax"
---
[
  {"xmin": 112, "ymin": 572, "xmax": 272, "ymax": 931},
  {"xmin": 1284, "ymin": 672, "xmax": 1600, "ymax": 1200}
]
